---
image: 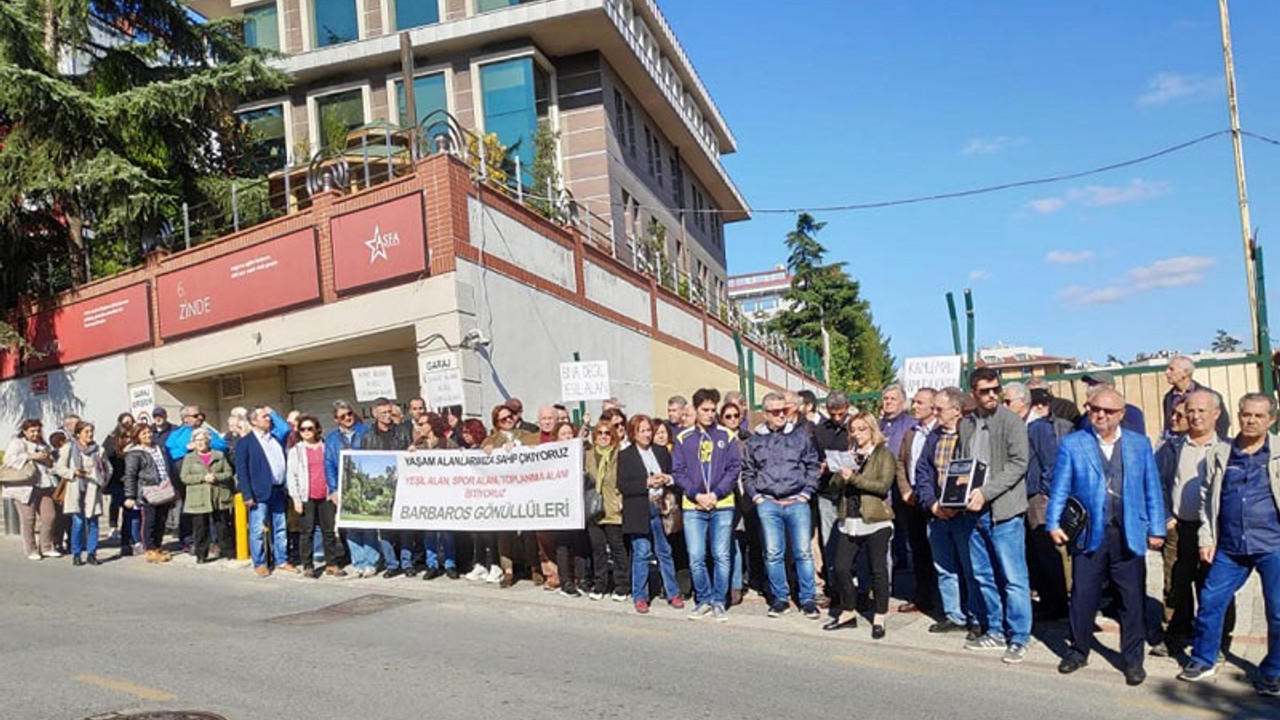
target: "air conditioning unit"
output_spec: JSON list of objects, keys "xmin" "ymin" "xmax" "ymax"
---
[{"xmin": 218, "ymin": 374, "xmax": 244, "ymax": 400}]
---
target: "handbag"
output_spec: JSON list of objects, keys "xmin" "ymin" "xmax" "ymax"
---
[
  {"xmin": 1061, "ymin": 496, "xmax": 1090, "ymax": 551},
  {"xmin": 52, "ymin": 478, "xmax": 69, "ymax": 505},
  {"xmin": 659, "ymin": 488, "xmax": 683, "ymax": 535},
  {"xmin": 141, "ymin": 479, "xmax": 177, "ymax": 506},
  {"xmin": 583, "ymin": 471, "xmax": 605, "ymax": 524},
  {"xmin": 0, "ymin": 461, "xmax": 38, "ymax": 485}
]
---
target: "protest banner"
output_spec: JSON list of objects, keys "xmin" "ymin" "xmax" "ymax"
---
[
  {"xmin": 129, "ymin": 384, "xmax": 155, "ymax": 419},
  {"xmin": 419, "ymin": 352, "xmax": 465, "ymax": 410},
  {"xmin": 899, "ymin": 355, "xmax": 963, "ymax": 397},
  {"xmin": 336, "ymin": 440, "xmax": 585, "ymax": 531},
  {"xmin": 352, "ymin": 365, "xmax": 397, "ymax": 402},
  {"xmin": 560, "ymin": 360, "xmax": 610, "ymax": 402}
]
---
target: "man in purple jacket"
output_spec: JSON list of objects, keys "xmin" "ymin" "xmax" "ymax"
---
[{"xmin": 673, "ymin": 387, "xmax": 743, "ymax": 622}]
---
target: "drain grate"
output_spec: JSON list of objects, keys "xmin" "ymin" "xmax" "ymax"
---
[
  {"xmin": 82, "ymin": 707, "xmax": 229, "ymax": 712},
  {"xmin": 267, "ymin": 593, "xmax": 418, "ymax": 626}
]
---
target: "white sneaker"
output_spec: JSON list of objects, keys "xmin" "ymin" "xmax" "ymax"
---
[
  {"xmin": 484, "ymin": 566, "xmax": 504, "ymax": 584},
  {"xmin": 43, "ymin": 550, "xmax": 62, "ymax": 558},
  {"xmin": 27, "ymin": 554, "xmax": 42, "ymax": 561},
  {"xmin": 465, "ymin": 565, "xmax": 489, "ymax": 581},
  {"xmin": 107, "ymin": 530, "xmax": 120, "ymax": 543}
]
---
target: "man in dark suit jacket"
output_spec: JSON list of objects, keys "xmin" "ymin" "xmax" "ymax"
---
[{"xmin": 236, "ymin": 406, "xmax": 292, "ymax": 576}]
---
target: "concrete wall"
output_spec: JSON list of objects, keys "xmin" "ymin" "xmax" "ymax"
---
[{"xmin": 0, "ymin": 355, "xmax": 129, "ymax": 439}]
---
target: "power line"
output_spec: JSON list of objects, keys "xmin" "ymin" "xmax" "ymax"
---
[{"xmin": 1243, "ymin": 130, "xmax": 1280, "ymax": 147}]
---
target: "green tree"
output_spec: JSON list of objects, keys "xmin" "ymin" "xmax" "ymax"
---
[
  {"xmin": 768, "ymin": 213, "xmax": 895, "ymax": 392},
  {"xmin": 527, "ymin": 122, "xmax": 562, "ymax": 220},
  {"xmin": 1211, "ymin": 329, "xmax": 1243, "ymax": 353},
  {"xmin": 0, "ymin": 0, "xmax": 288, "ymax": 311}
]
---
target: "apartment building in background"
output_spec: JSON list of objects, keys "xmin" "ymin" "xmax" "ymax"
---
[
  {"xmin": 727, "ymin": 265, "xmax": 793, "ymax": 331},
  {"xmin": 185, "ymin": 0, "xmax": 749, "ymax": 296}
]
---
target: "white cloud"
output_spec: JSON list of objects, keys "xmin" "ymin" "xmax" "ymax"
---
[
  {"xmin": 1027, "ymin": 178, "xmax": 1171, "ymax": 215},
  {"xmin": 968, "ymin": 270, "xmax": 990, "ymax": 282},
  {"xmin": 962, "ymin": 136, "xmax": 1024, "ymax": 156},
  {"xmin": 1046, "ymin": 250, "xmax": 1095, "ymax": 265},
  {"xmin": 1137, "ymin": 72, "xmax": 1222, "ymax": 107},
  {"xmin": 1060, "ymin": 255, "xmax": 1216, "ymax": 306}
]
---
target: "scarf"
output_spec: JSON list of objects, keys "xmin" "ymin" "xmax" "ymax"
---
[{"xmin": 69, "ymin": 441, "xmax": 102, "ymax": 514}]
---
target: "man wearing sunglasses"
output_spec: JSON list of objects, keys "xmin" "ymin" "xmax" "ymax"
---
[
  {"xmin": 326, "ymin": 400, "xmax": 369, "ymax": 574},
  {"xmin": 1048, "ymin": 387, "xmax": 1165, "ymax": 686}
]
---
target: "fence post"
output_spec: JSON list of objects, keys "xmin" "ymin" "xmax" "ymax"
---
[
  {"xmin": 963, "ymin": 289, "xmax": 976, "ymax": 386},
  {"xmin": 283, "ymin": 156, "xmax": 292, "ymax": 214},
  {"xmin": 182, "ymin": 202, "xmax": 190, "ymax": 249},
  {"xmin": 385, "ymin": 130, "xmax": 394, "ymax": 179},
  {"xmin": 361, "ymin": 134, "xmax": 370, "ymax": 189},
  {"xmin": 479, "ymin": 137, "xmax": 487, "ymax": 181},
  {"xmin": 1256, "ymin": 243, "xmax": 1275, "ymax": 398},
  {"xmin": 231, "ymin": 181, "xmax": 240, "ymax": 232}
]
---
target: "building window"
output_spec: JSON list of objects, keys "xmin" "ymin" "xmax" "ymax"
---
[
  {"xmin": 612, "ymin": 89, "xmax": 627, "ymax": 153},
  {"xmin": 623, "ymin": 102, "xmax": 635, "ymax": 158},
  {"xmin": 394, "ymin": 0, "xmax": 440, "ymax": 30},
  {"xmin": 243, "ymin": 3, "xmax": 279, "ymax": 51},
  {"xmin": 394, "ymin": 72, "xmax": 448, "ymax": 127},
  {"xmin": 314, "ymin": 89, "xmax": 365, "ymax": 149},
  {"xmin": 476, "ymin": 0, "xmax": 535, "ymax": 12},
  {"xmin": 643, "ymin": 126, "xmax": 655, "ymax": 176},
  {"xmin": 479, "ymin": 56, "xmax": 551, "ymax": 186},
  {"xmin": 312, "ymin": 0, "xmax": 359, "ymax": 47},
  {"xmin": 237, "ymin": 104, "xmax": 286, "ymax": 175}
]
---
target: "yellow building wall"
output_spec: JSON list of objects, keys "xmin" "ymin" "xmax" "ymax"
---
[{"xmin": 649, "ymin": 340, "xmax": 745, "ymax": 413}]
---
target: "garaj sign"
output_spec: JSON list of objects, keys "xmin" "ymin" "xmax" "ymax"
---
[
  {"xmin": 156, "ymin": 229, "xmax": 320, "ymax": 340},
  {"xmin": 330, "ymin": 193, "xmax": 428, "ymax": 295}
]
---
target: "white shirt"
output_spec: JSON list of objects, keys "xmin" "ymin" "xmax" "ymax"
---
[
  {"xmin": 255, "ymin": 429, "xmax": 286, "ymax": 485},
  {"xmin": 1097, "ymin": 429, "xmax": 1121, "ymax": 462}
]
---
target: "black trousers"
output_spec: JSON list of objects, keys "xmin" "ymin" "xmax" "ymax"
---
[
  {"xmin": 299, "ymin": 499, "xmax": 342, "ymax": 569},
  {"xmin": 1069, "ymin": 525, "xmax": 1146, "ymax": 669},
  {"xmin": 1028, "ymin": 523, "xmax": 1069, "ymax": 617},
  {"xmin": 141, "ymin": 502, "xmax": 170, "ymax": 551},
  {"xmin": 833, "ymin": 527, "xmax": 892, "ymax": 614},
  {"xmin": 587, "ymin": 523, "xmax": 630, "ymax": 594},
  {"xmin": 190, "ymin": 510, "xmax": 232, "ymax": 561},
  {"xmin": 902, "ymin": 502, "xmax": 937, "ymax": 612},
  {"xmin": 555, "ymin": 530, "xmax": 588, "ymax": 588}
]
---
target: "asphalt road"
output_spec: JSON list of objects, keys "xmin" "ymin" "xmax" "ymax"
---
[{"xmin": 0, "ymin": 545, "xmax": 1269, "ymax": 720}]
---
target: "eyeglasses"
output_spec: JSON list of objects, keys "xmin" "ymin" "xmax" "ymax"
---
[
  {"xmin": 299, "ymin": 426, "xmax": 317, "ymax": 432},
  {"xmin": 722, "ymin": 413, "xmax": 740, "ymax": 420},
  {"xmin": 498, "ymin": 415, "xmax": 514, "ymax": 423},
  {"xmin": 595, "ymin": 430, "xmax": 613, "ymax": 438},
  {"xmin": 1087, "ymin": 405, "xmax": 1124, "ymax": 417},
  {"xmin": 764, "ymin": 408, "xmax": 787, "ymax": 417},
  {"xmin": 335, "ymin": 411, "xmax": 353, "ymax": 420},
  {"xmin": 1002, "ymin": 398, "xmax": 1022, "ymax": 406},
  {"xmin": 976, "ymin": 386, "xmax": 1002, "ymax": 396}
]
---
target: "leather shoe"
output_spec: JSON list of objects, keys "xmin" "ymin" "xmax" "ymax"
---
[
  {"xmin": 897, "ymin": 602, "xmax": 920, "ymax": 614},
  {"xmin": 383, "ymin": 568, "xmax": 404, "ymax": 579},
  {"xmin": 822, "ymin": 616, "xmax": 858, "ymax": 631},
  {"xmin": 1058, "ymin": 654, "xmax": 1088, "ymax": 674},
  {"xmin": 872, "ymin": 624, "xmax": 886, "ymax": 640},
  {"xmin": 86, "ymin": 554, "xmax": 101, "ymax": 566},
  {"xmin": 928, "ymin": 619, "xmax": 964, "ymax": 634},
  {"xmin": 72, "ymin": 556, "xmax": 84, "ymax": 566},
  {"xmin": 1124, "ymin": 666, "xmax": 1146, "ymax": 686}
]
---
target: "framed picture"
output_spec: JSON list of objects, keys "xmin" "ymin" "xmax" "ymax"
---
[{"xmin": 940, "ymin": 458, "xmax": 987, "ymax": 509}]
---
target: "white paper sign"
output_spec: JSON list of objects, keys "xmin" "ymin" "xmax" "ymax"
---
[
  {"xmin": 419, "ymin": 353, "xmax": 465, "ymax": 410},
  {"xmin": 899, "ymin": 355, "xmax": 963, "ymax": 398},
  {"xmin": 560, "ymin": 361, "xmax": 610, "ymax": 402},
  {"xmin": 129, "ymin": 384, "xmax": 155, "ymax": 420},
  {"xmin": 336, "ymin": 441, "xmax": 585, "ymax": 531},
  {"xmin": 351, "ymin": 365, "xmax": 397, "ymax": 402}
]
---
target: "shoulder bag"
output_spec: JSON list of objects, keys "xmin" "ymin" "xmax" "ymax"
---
[
  {"xmin": 0, "ymin": 461, "xmax": 38, "ymax": 486},
  {"xmin": 583, "ymin": 472, "xmax": 605, "ymax": 524}
]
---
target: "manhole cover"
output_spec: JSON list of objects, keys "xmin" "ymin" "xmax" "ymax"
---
[
  {"xmin": 83, "ymin": 707, "xmax": 227, "ymax": 712},
  {"xmin": 267, "ymin": 593, "xmax": 418, "ymax": 626}
]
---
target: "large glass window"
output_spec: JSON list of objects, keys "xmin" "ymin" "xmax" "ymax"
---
[
  {"xmin": 314, "ymin": 89, "xmax": 365, "ymax": 149},
  {"xmin": 394, "ymin": 72, "xmax": 448, "ymax": 126},
  {"xmin": 479, "ymin": 57, "xmax": 550, "ymax": 185},
  {"xmin": 395, "ymin": 0, "xmax": 439, "ymax": 30},
  {"xmin": 238, "ymin": 104, "xmax": 286, "ymax": 175},
  {"xmin": 243, "ymin": 3, "xmax": 279, "ymax": 51},
  {"xmin": 476, "ymin": 0, "xmax": 536, "ymax": 12},
  {"xmin": 312, "ymin": 0, "xmax": 359, "ymax": 47}
]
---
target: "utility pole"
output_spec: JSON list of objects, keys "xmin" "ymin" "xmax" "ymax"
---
[{"xmin": 1219, "ymin": 0, "xmax": 1260, "ymax": 349}]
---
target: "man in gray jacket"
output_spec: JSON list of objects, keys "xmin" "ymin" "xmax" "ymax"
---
[{"xmin": 960, "ymin": 368, "xmax": 1033, "ymax": 663}]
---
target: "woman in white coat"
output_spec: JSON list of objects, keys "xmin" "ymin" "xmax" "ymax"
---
[{"xmin": 55, "ymin": 421, "xmax": 108, "ymax": 566}]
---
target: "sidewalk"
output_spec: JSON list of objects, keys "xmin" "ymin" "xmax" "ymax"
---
[{"xmin": 7, "ymin": 531, "xmax": 1268, "ymax": 696}]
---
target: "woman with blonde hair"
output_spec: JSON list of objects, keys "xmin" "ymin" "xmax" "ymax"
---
[{"xmin": 585, "ymin": 419, "xmax": 629, "ymax": 601}]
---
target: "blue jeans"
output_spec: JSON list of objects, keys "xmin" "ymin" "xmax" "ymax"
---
[
  {"xmin": 380, "ymin": 531, "xmax": 415, "ymax": 570},
  {"xmin": 757, "ymin": 498, "xmax": 817, "ymax": 607},
  {"xmin": 346, "ymin": 529, "xmax": 380, "ymax": 569},
  {"xmin": 70, "ymin": 514, "xmax": 99, "ymax": 557},
  {"xmin": 630, "ymin": 502, "xmax": 680, "ymax": 602},
  {"xmin": 928, "ymin": 513, "xmax": 979, "ymax": 625},
  {"xmin": 248, "ymin": 486, "xmax": 288, "ymax": 569},
  {"xmin": 1192, "ymin": 550, "xmax": 1280, "ymax": 676},
  {"xmin": 684, "ymin": 507, "xmax": 734, "ymax": 608},
  {"xmin": 425, "ymin": 532, "xmax": 456, "ymax": 570},
  {"xmin": 970, "ymin": 513, "xmax": 1033, "ymax": 645}
]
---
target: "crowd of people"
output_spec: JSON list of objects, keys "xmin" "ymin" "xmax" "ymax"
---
[{"xmin": 2, "ymin": 354, "xmax": 1278, "ymax": 696}]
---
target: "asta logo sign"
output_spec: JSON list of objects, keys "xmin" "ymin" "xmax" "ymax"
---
[{"xmin": 365, "ymin": 225, "xmax": 401, "ymax": 264}]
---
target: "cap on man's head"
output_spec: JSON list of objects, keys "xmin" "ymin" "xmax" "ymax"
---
[
  {"xmin": 1029, "ymin": 389, "xmax": 1054, "ymax": 407},
  {"xmin": 504, "ymin": 397, "xmax": 523, "ymax": 411},
  {"xmin": 152, "ymin": 407, "xmax": 168, "ymax": 417},
  {"xmin": 1081, "ymin": 371, "xmax": 1116, "ymax": 387}
]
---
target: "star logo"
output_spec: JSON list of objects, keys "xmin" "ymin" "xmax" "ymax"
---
[{"xmin": 365, "ymin": 225, "xmax": 401, "ymax": 264}]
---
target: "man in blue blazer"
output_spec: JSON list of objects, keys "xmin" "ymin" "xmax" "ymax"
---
[
  {"xmin": 1047, "ymin": 387, "xmax": 1166, "ymax": 686},
  {"xmin": 236, "ymin": 406, "xmax": 293, "ymax": 576}
]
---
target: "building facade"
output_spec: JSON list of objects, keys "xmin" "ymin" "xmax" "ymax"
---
[
  {"xmin": 727, "ymin": 266, "xmax": 792, "ymax": 332},
  {"xmin": 187, "ymin": 0, "xmax": 747, "ymax": 301}
]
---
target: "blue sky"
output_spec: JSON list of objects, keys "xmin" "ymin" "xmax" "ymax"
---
[{"xmin": 662, "ymin": 0, "xmax": 1280, "ymax": 364}]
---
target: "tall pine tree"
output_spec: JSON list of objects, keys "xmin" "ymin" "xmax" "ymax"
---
[
  {"xmin": 768, "ymin": 213, "xmax": 895, "ymax": 392},
  {"xmin": 0, "ymin": 0, "xmax": 287, "ymax": 323}
]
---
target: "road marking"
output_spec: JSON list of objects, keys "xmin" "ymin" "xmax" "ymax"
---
[
  {"xmin": 833, "ymin": 653, "xmax": 936, "ymax": 675},
  {"xmin": 608, "ymin": 624, "xmax": 672, "ymax": 638},
  {"xmin": 74, "ymin": 674, "xmax": 176, "ymax": 702},
  {"xmin": 1119, "ymin": 696, "xmax": 1221, "ymax": 718}
]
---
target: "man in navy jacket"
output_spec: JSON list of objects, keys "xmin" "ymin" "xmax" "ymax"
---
[{"xmin": 236, "ymin": 406, "xmax": 293, "ymax": 576}]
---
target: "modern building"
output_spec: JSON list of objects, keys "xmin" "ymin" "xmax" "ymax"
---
[
  {"xmin": 727, "ymin": 265, "xmax": 792, "ymax": 331},
  {"xmin": 977, "ymin": 344, "xmax": 1076, "ymax": 380},
  {"xmin": 186, "ymin": 0, "xmax": 748, "ymax": 301}
]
